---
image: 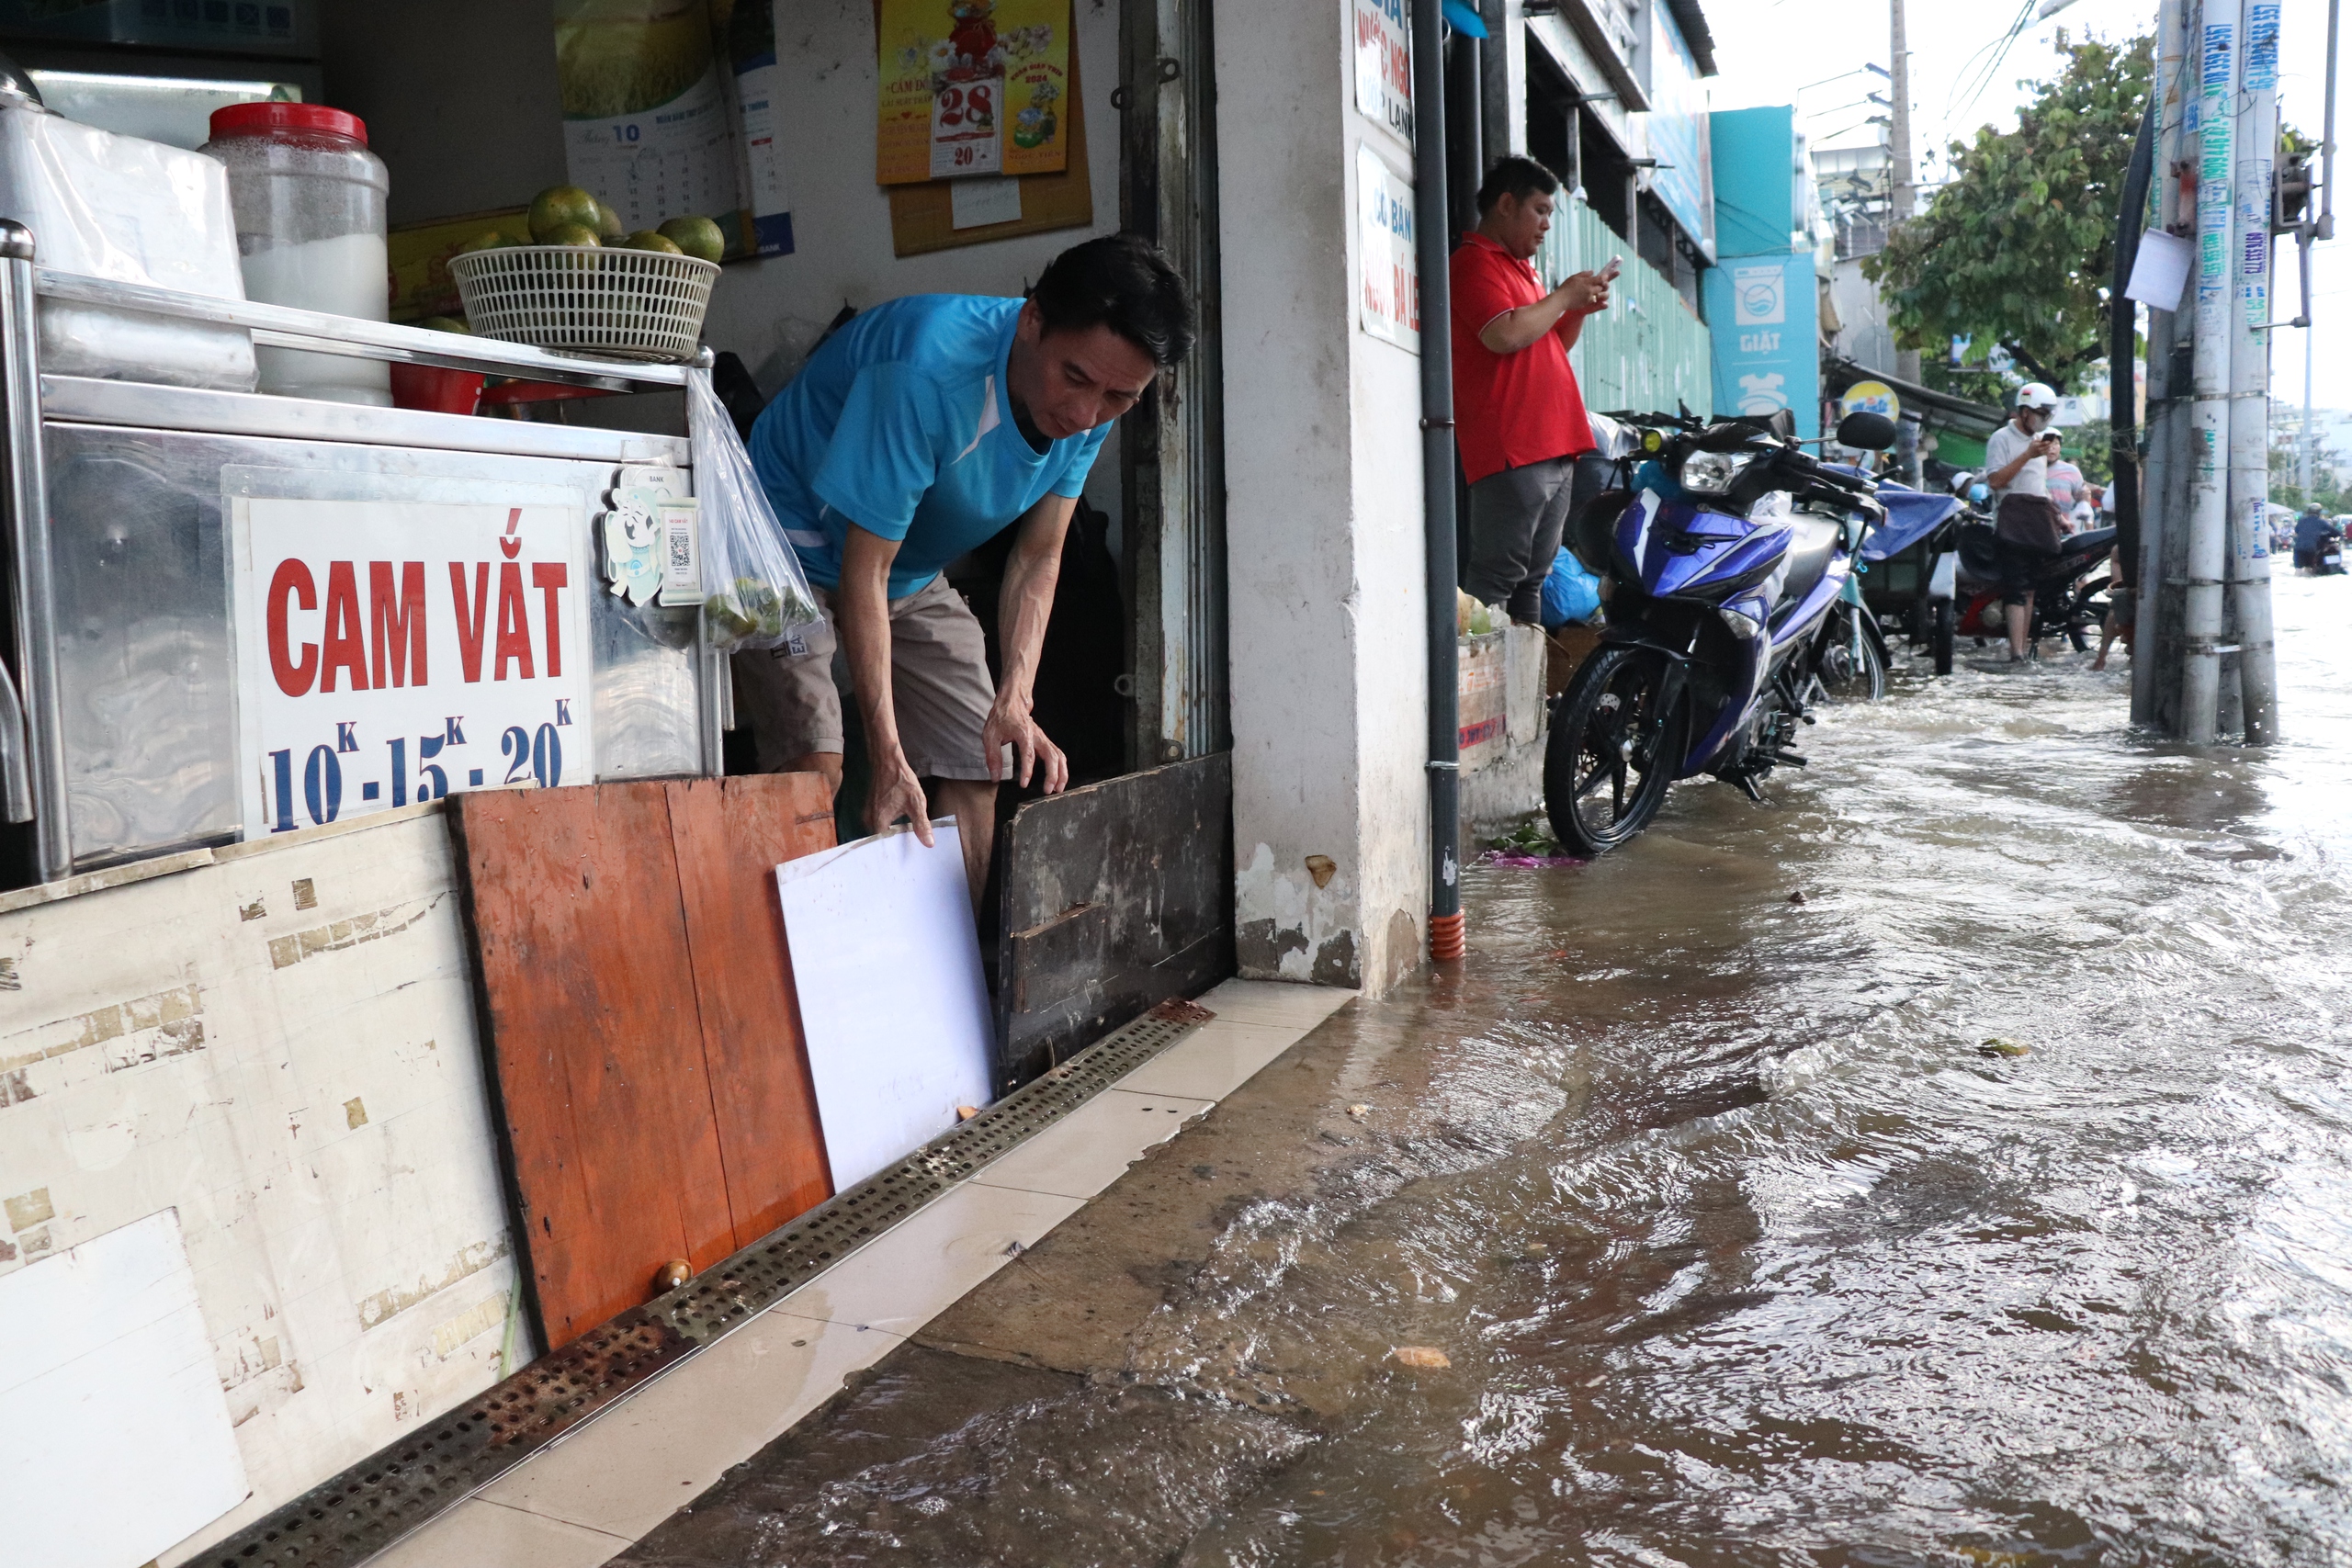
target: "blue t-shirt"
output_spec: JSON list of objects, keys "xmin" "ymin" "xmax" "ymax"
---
[{"xmin": 749, "ymin": 294, "xmax": 1110, "ymax": 598}]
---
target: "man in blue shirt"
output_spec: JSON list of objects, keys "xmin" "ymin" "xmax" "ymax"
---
[{"xmin": 741, "ymin": 234, "xmax": 1193, "ymax": 903}]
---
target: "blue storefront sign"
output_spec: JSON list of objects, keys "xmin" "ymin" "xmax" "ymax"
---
[{"xmin": 1702, "ymin": 251, "xmax": 1819, "ymax": 441}]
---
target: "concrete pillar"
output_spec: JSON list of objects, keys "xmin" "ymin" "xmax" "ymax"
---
[{"xmin": 1216, "ymin": 0, "xmax": 1431, "ymax": 995}]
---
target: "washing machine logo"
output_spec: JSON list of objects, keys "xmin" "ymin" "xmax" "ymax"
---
[{"xmin": 1731, "ymin": 263, "xmax": 1787, "ymax": 327}]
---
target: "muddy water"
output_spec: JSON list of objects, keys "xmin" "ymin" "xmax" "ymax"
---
[{"xmin": 636, "ymin": 578, "xmax": 2352, "ymax": 1566}]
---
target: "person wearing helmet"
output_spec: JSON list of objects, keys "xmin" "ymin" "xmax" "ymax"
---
[
  {"xmin": 2293, "ymin": 501, "xmax": 2338, "ymax": 570},
  {"xmin": 1982, "ymin": 382, "xmax": 2067, "ymax": 661}
]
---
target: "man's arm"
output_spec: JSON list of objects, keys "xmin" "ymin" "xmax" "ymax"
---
[
  {"xmin": 1984, "ymin": 430, "xmax": 2056, "ymax": 491},
  {"xmin": 836, "ymin": 523, "xmax": 938, "ymax": 846},
  {"xmin": 986, "ymin": 492, "xmax": 1076, "ymax": 795},
  {"xmin": 1479, "ymin": 273, "xmax": 1610, "ymax": 355}
]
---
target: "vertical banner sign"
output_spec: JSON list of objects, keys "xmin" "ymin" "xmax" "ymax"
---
[
  {"xmin": 2238, "ymin": 4, "xmax": 2278, "ymax": 333},
  {"xmin": 554, "ymin": 0, "xmax": 750, "ymax": 252},
  {"xmin": 2194, "ymin": 17, "xmax": 2234, "ymax": 355},
  {"xmin": 232, "ymin": 499, "xmax": 596, "ymax": 840},
  {"xmin": 1352, "ymin": 0, "xmax": 1412, "ymax": 144},
  {"xmin": 1703, "ymin": 253, "xmax": 1820, "ymax": 440},
  {"xmin": 1356, "ymin": 144, "xmax": 1419, "ymax": 352},
  {"xmin": 876, "ymin": 0, "xmax": 1071, "ymax": 184}
]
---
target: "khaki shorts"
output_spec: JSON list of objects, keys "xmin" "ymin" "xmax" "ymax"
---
[{"xmin": 731, "ymin": 576, "xmax": 1001, "ymax": 780}]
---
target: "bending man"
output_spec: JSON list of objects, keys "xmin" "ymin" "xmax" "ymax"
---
[{"xmin": 741, "ymin": 234, "xmax": 1193, "ymax": 901}]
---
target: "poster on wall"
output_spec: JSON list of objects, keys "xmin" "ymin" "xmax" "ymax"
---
[
  {"xmin": 877, "ymin": 0, "xmax": 1073, "ymax": 184},
  {"xmin": 1352, "ymin": 0, "xmax": 1412, "ymax": 145},
  {"xmin": 231, "ymin": 496, "xmax": 595, "ymax": 840},
  {"xmin": 552, "ymin": 0, "xmax": 793, "ymax": 261},
  {"xmin": 1357, "ymin": 144, "xmax": 1419, "ymax": 353}
]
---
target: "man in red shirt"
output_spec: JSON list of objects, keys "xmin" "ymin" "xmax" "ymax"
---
[{"xmin": 1452, "ymin": 155, "xmax": 1611, "ymax": 624}]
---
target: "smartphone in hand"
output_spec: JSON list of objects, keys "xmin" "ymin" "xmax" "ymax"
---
[{"xmin": 1600, "ymin": 254, "xmax": 1624, "ymax": 283}]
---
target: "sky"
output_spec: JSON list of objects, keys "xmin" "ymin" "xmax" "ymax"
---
[{"xmin": 1702, "ymin": 0, "xmax": 2349, "ymax": 424}]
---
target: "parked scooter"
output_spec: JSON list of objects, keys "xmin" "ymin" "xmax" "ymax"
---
[
  {"xmin": 1543, "ymin": 407, "xmax": 1895, "ymax": 855},
  {"xmin": 1949, "ymin": 515, "xmax": 2116, "ymax": 652}
]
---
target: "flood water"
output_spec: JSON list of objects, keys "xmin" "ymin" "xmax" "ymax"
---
[{"xmin": 638, "ymin": 577, "xmax": 2352, "ymax": 1566}]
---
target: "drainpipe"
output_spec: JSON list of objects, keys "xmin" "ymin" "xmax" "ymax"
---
[
  {"xmin": 1415, "ymin": 0, "xmax": 1464, "ymax": 964},
  {"xmin": 2227, "ymin": 0, "xmax": 2278, "ymax": 742},
  {"xmin": 2182, "ymin": 0, "xmax": 2234, "ymax": 744},
  {"xmin": 2109, "ymin": 100, "xmax": 2154, "ymax": 608}
]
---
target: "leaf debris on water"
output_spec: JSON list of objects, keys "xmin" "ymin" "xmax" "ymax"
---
[
  {"xmin": 1390, "ymin": 1346, "xmax": 1451, "ymax": 1369},
  {"xmin": 1978, "ymin": 1038, "xmax": 2031, "ymax": 1058}
]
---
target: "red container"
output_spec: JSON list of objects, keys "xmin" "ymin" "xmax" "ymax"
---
[{"xmin": 389, "ymin": 362, "xmax": 484, "ymax": 414}]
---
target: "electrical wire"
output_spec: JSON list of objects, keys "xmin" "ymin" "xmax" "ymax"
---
[{"xmin": 1945, "ymin": 0, "xmax": 2042, "ymax": 125}]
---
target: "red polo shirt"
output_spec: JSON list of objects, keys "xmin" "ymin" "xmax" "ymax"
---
[{"xmin": 1449, "ymin": 231, "xmax": 1595, "ymax": 485}]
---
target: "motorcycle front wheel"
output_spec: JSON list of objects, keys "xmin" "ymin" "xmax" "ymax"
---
[
  {"xmin": 1815, "ymin": 607, "xmax": 1886, "ymax": 701},
  {"xmin": 1930, "ymin": 597, "xmax": 1956, "ymax": 676},
  {"xmin": 1544, "ymin": 646, "xmax": 1690, "ymax": 856}
]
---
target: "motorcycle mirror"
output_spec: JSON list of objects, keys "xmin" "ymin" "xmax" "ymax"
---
[{"xmin": 1836, "ymin": 411, "xmax": 1899, "ymax": 451}]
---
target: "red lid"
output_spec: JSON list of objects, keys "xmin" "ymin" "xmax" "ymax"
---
[{"xmin": 208, "ymin": 101, "xmax": 368, "ymax": 146}]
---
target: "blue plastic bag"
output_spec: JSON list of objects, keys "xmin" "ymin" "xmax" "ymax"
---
[{"xmin": 1540, "ymin": 547, "xmax": 1600, "ymax": 628}]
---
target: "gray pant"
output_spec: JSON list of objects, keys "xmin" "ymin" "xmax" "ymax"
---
[{"xmin": 1464, "ymin": 456, "xmax": 1577, "ymax": 623}]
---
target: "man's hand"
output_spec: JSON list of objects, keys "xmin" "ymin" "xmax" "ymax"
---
[
  {"xmin": 865, "ymin": 746, "xmax": 935, "ymax": 847},
  {"xmin": 1556, "ymin": 271, "xmax": 1611, "ymax": 315},
  {"xmin": 983, "ymin": 692, "xmax": 1068, "ymax": 794}
]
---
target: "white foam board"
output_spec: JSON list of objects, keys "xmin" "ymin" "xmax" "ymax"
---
[
  {"xmin": 777, "ymin": 820, "xmax": 996, "ymax": 1189},
  {"xmin": 0, "ymin": 1209, "xmax": 248, "ymax": 1568}
]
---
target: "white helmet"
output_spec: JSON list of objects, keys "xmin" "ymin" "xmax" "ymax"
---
[{"xmin": 2015, "ymin": 381, "xmax": 2060, "ymax": 412}]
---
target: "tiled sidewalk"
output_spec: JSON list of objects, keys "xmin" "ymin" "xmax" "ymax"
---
[{"xmin": 368, "ymin": 978, "xmax": 1355, "ymax": 1568}]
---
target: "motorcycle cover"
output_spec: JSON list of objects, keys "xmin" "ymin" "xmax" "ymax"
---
[{"xmin": 1860, "ymin": 482, "xmax": 1964, "ymax": 562}]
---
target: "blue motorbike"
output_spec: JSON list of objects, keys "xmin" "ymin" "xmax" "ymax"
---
[{"xmin": 1543, "ymin": 407, "xmax": 1897, "ymax": 855}]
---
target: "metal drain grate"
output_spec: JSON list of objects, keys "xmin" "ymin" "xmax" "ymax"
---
[{"xmin": 194, "ymin": 1000, "xmax": 1211, "ymax": 1568}]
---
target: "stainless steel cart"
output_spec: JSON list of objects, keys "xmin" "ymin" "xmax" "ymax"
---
[{"xmin": 0, "ymin": 221, "xmax": 726, "ymax": 884}]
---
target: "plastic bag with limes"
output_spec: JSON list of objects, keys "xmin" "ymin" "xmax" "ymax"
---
[{"xmin": 684, "ymin": 367, "xmax": 820, "ymax": 652}]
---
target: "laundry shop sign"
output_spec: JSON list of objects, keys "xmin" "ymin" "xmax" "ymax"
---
[{"xmin": 230, "ymin": 497, "xmax": 595, "ymax": 838}]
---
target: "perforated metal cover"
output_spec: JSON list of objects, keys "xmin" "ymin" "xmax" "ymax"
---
[{"xmin": 193, "ymin": 1003, "xmax": 1208, "ymax": 1568}]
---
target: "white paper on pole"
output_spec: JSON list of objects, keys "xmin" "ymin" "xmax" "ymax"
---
[
  {"xmin": 0, "ymin": 1210, "xmax": 248, "ymax": 1568},
  {"xmin": 776, "ymin": 820, "xmax": 996, "ymax": 1190},
  {"xmin": 2125, "ymin": 228, "xmax": 2194, "ymax": 312}
]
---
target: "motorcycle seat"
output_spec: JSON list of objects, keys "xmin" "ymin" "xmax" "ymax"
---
[
  {"xmin": 1956, "ymin": 520, "xmax": 2000, "ymax": 578},
  {"xmin": 2060, "ymin": 525, "xmax": 2116, "ymax": 559}
]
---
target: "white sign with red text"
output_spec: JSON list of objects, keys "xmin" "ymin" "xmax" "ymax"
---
[
  {"xmin": 231, "ymin": 496, "xmax": 595, "ymax": 840},
  {"xmin": 1351, "ymin": 0, "xmax": 1412, "ymax": 146},
  {"xmin": 1357, "ymin": 144, "xmax": 1419, "ymax": 352}
]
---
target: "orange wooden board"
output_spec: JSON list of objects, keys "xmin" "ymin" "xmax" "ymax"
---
[
  {"xmin": 664, "ymin": 774, "xmax": 837, "ymax": 1239},
  {"xmin": 451, "ymin": 775, "xmax": 837, "ymax": 1348}
]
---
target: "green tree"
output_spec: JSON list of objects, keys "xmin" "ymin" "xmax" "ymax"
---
[{"xmin": 1864, "ymin": 34, "xmax": 2153, "ymax": 393}]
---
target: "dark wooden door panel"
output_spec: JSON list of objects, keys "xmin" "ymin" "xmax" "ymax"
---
[{"xmin": 994, "ymin": 752, "xmax": 1234, "ymax": 1090}]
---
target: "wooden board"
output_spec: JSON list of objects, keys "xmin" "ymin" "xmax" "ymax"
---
[
  {"xmin": 665, "ymin": 775, "xmax": 836, "ymax": 1238},
  {"xmin": 888, "ymin": 43, "xmax": 1093, "ymax": 257},
  {"xmin": 451, "ymin": 776, "xmax": 835, "ymax": 1349},
  {"xmin": 993, "ymin": 753, "xmax": 1234, "ymax": 1090}
]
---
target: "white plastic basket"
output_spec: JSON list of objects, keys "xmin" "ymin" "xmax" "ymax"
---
[{"xmin": 447, "ymin": 244, "xmax": 719, "ymax": 363}]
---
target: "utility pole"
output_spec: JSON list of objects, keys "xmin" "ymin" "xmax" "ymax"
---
[
  {"xmin": 2183, "ymin": 0, "xmax": 2234, "ymax": 744},
  {"xmin": 2227, "ymin": 0, "xmax": 2279, "ymax": 741},
  {"xmin": 1889, "ymin": 0, "xmax": 1919, "ymax": 385},
  {"xmin": 2140, "ymin": 0, "xmax": 2193, "ymax": 731}
]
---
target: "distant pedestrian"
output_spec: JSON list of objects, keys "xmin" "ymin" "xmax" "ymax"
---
[
  {"xmin": 1982, "ymin": 382, "xmax": 2067, "ymax": 663},
  {"xmin": 1452, "ymin": 154, "xmax": 1611, "ymax": 626},
  {"xmin": 2046, "ymin": 444, "xmax": 2086, "ymax": 527}
]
